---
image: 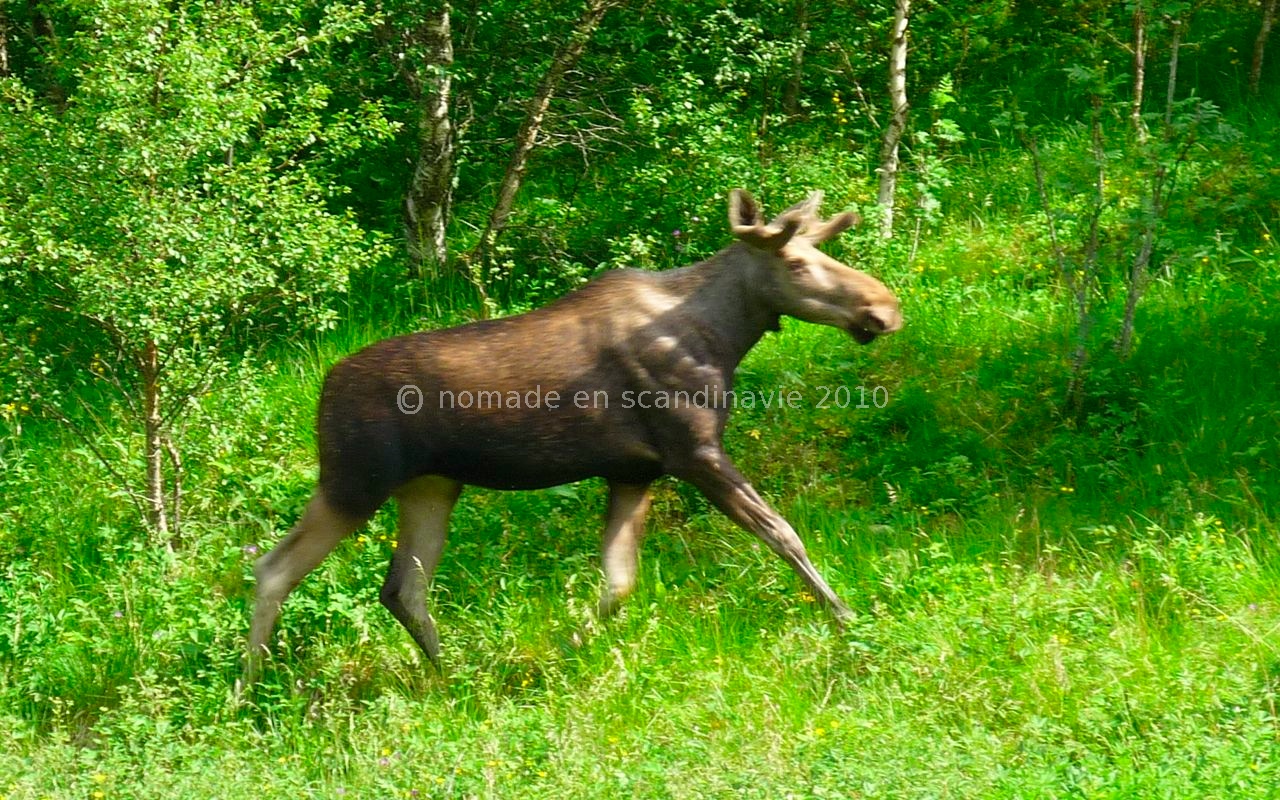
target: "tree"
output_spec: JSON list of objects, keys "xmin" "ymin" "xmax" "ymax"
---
[
  {"xmin": 0, "ymin": 2, "xmax": 10, "ymax": 79},
  {"xmin": 877, "ymin": 0, "xmax": 910, "ymax": 239},
  {"xmin": 0, "ymin": 0, "xmax": 392, "ymax": 540},
  {"xmin": 401, "ymin": 2, "xmax": 456, "ymax": 274},
  {"xmin": 781, "ymin": 0, "xmax": 810, "ymax": 116},
  {"xmin": 1131, "ymin": 0, "xmax": 1149, "ymax": 142},
  {"xmin": 467, "ymin": 0, "xmax": 621, "ymax": 281},
  {"xmin": 1250, "ymin": 0, "xmax": 1278, "ymax": 97}
]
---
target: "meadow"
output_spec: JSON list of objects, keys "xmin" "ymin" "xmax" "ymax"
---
[
  {"xmin": 3, "ymin": 3, "xmax": 1280, "ymax": 792},
  {"xmin": 3, "ymin": 184, "xmax": 1278, "ymax": 797}
]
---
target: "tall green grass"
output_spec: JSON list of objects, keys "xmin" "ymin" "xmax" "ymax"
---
[{"xmin": 2, "ymin": 190, "xmax": 1279, "ymax": 798}]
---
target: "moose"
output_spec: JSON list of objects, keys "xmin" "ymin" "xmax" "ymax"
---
[{"xmin": 245, "ymin": 189, "xmax": 902, "ymax": 678}]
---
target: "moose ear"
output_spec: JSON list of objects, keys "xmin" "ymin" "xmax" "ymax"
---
[
  {"xmin": 804, "ymin": 210, "xmax": 861, "ymax": 244},
  {"xmin": 731, "ymin": 188, "xmax": 801, "ymax": 252},
  {"xmin": 728, "ymin": 189, "xmax": 763, "ymax": 230}
]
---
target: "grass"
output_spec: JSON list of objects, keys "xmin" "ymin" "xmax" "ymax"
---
[{"xmin": 2, "ymin": 206, "xmax": 1280, "ymax": 797}]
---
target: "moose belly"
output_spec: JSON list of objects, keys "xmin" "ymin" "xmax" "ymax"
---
[{"xmin": 404, "ymin": 401, "xmax": 665, "ymax": 490}]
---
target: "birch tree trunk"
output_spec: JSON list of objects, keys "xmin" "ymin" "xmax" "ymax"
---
[
  {"xmin": 0, "ymin": 3, "xmax": 11, "ymax": 78},
  {"xmin": 404, "ymin": 3, "xmax": 455, "ymax": 273},
  {"xmin": 1131, "ymin": 1, "xmax": 1148, "ymax": 142},
  {"xmin": 877, "ymin": 0, "xmax": 910, "ymax": 240},
  {"xmin": 1164, "ymin": 18, "xmax": 1182, "ymax": 129},
  {"xmin": 140, "ymin": 339, "xmax": 169, "ymax": 539},
  {"xmin": 469, "ymin": 0, "xmax": 618, "ymax": 271},
  {"xmin": 1118, "ymin": 15, "xmax": 1187, "ymax": 359},
  {"xmin": 1250, "ymin": 0, "xmax": 1277, "ymax": 97}
]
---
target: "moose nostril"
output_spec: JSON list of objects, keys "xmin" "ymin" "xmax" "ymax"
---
[{"xmin": 868, "ymin": 306, "xmax": 902, "ymax": 333}]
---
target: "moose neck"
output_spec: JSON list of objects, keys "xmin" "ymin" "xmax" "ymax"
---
[{"xmin": 664, "ymin": 243, "xmax": 781, "ymax": 371}]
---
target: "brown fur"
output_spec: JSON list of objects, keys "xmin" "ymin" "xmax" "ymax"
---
[{"xmin": 243, "ymin": 190, "xmax": 902, "ymax": 680}]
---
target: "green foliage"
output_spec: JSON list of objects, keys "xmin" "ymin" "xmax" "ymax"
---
[
  {"xmin": 3, "ymin": 259, "xmax": 1280, "ymax": 794},
  {"xmin": 0, "ymin": 0, "xmax": 394, "ymax": 531},
  {"xmin": 2, "ymin": 0, "xmax": 1280, "ymax": 796}
]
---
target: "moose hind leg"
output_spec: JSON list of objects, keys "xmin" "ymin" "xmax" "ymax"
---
[
  {"xmin": 381, "ymin": 475, "xmax": 462, "ymax": 669},
  {"xmin": 247, "ymin": 492, "xmax": 369, "ymax": 677},
  {"xmin": 597, "ymin": 482, "xmax": 652, "ymax": 620},
  {"xmin": 674, "ymin": 446, "xmax": 853, "ymax": 626}
]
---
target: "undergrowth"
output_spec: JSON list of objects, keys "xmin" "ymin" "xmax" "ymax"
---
[{"xmin": 2, "ymin": 144, "xmax": 1279, "ymax": 800}]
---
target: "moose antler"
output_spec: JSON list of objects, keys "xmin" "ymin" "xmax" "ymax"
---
[
  {"xmin": 786, "ymin": 190, "xmax": 862, "ymax": 244},
  {"xmin": 730, "ymin": 189, "xmax": 861, "ymax": 250}
]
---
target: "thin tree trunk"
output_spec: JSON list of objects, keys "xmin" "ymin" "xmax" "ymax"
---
[
  {"xmin": 1070, "ymin": 96, "xmax": 1107, "ymax": 416},
  {"xmin": 1131, "ymin": 1, "xmax": 1148, "ymax": 142},
  {"xmin": 781, "ymin": 0, "xmax": 809, "ymax": 116},
  {"xmin": 26, "ymin": 1, "xmax": 66, "ymax": 110},
  {"xmin": 1251, "ymin": 0, "xmax": 1278, "ymax": 97},
  {"xmin": 1064, "ymin": 96, "xmax": 1105, "ymax": 414},
  {"xmin": 1119, "ymin": 15, "xmax": 1188, "ymax": 359},
  {"xmin": 1117, "ymin": 208, "xmax": 1157, "ymax": 358},
  {"xmin": 163, "ymin": 433, "xmax": 182, "ymax": 545},
  {"xmin": 141, "ymin": 339, "xmax": 169, "ymax": 539},
  {"xmin": 1024, "ymin": 131, "xmax": 1081, "ymax": 395},
  {"xmin": 404, "ymin": 3, "xmax": 455, "ymax": 274},
  {"xmin": 469, "ymin": 0, "xmax": 618, "ymax": 271},
  {"xmin": 0, "ymin": 3, "xmax": 11, "ymax": 78},
  {"xmin": 1164, "ymin": 18, "xmax": 1182, "ymax": 129},
  {"xmin": 877, "ymin": 0, "xmax": 910, "ymax": 240}
]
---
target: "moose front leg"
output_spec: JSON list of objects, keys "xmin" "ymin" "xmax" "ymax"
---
[
  {"xmin": 673, "ymin": 445, "xmax": 854, "ymax": 626},
  {"xmin": 597, "ymin": 482, "xmax": 653, "ymax": 620},
  {"xmin": 568, "ymin": 481, "xmax": 653, "ymax": 650}
]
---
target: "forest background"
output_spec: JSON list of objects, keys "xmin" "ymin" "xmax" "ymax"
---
[{"xmin": 2, "ymin": 0, "xmax": 1279, "ymax": 797}]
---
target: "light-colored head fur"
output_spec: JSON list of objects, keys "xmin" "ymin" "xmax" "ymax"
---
[{"xmin": 728, "ymin": 189, "xmax": 902, "ymax": 344}]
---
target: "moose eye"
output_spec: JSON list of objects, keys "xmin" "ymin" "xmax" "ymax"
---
[{"xmin": 785, "ymin": 257, "xmax": 807, "ymax": 271}]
